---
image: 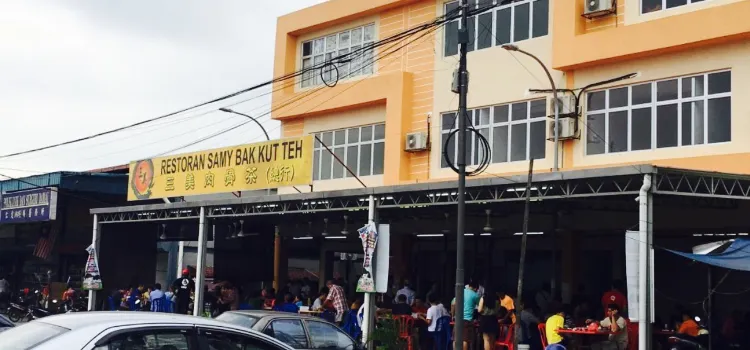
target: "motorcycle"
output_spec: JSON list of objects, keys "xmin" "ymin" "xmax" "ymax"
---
[
  {"xmin": 7, "ymin": 290, "xmax": 55, "ymax": 322},
  {"xmin": 668, "ymin": 317, "xmax": 710, "ymax": 350}
]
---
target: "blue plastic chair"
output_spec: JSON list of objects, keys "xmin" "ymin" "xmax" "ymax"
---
[
  {"xmin": 107, "ymin": 296, "xmax": 117, "ymax": 311},
  {"xmin": 320, "ymin": 310, "xmax": 336, "ymax": 323},
  {"xmin": 341, "ymin": 310, "xmax": 361, "ymax": 340},
  {"xmin": 152, "ymin": 295, "xmax": 168, "ymax": 312},
  {"xmin": 546, "ymin": 344, "xmax": 566, "ymax": 350},
  {"xmin": 433, "ymin": 316, "xmax": 452, "ymax": 350}
]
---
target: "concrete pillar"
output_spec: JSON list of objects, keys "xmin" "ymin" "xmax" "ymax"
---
[
  {"xmin": 87, "ymin": 214, "xmax": 101, "ymax": 311},
  {"xmin": 193, "ymin": 207, "xmax": 207, "ymax": 317},
  {"xmin": 273, "ymin": 226, "xmax": 287, "ymax": 292}
]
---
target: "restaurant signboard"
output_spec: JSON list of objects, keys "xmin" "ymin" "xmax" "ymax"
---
[{"xmin": 0, "ymin": 187, "xmax": 58, "ymax": 223}]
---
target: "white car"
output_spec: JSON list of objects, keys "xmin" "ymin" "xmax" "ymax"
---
[{"xmin": 0, "ymin": 312, "xmax": 296, "ymax": 350}]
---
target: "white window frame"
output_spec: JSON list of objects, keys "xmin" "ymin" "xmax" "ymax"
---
[
  {"xmin": 301, "ymin": 24, "xmax": 376, "ymax": 88},
  {"xmin": 312, "ymin": 124, "xmax": 386, "ymax": 180},
  {"xmin": 443, "ymin": 0, "xmax": 549, "ymax": 57},
  {"xmin": 585, "ymin": 70, "xmax": 732, "ymax": 156},
  {"xmin": 441, "ymin": 98, "xmax": 547, "ymax": 167},
  {"xmin": 641, "ymin": 0, "xmax": 708, "ymax": 15}
]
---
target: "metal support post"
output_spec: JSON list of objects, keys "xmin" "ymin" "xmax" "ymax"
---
[
  {"xmin": 87, "ymin": 214, "xmax": 101, "ymax": 311},
  {"xmin": 362, "ymin": 194, "xmax": 377, "ymax": 348},
  {"xmin": 638, "ymin": 175, "xmax": 652, "ymax": 350},
  {"xmin": 177, "ymin": 241, "xmax": 185, "ymax": 277},
  {"xmin": 193, "ymin": 207, "xmax": 207, "ymax": 316}
]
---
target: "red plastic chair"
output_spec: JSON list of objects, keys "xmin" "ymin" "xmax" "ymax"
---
[
  {"xmin": 626, "ymin": 320, "xmax": 638, "ymax": 350},
  {"xmin": 538, "ymin": 323, "xmax": 548, "ymax": 348},
  {"xmin": 495, "ymin": 324, "xmax": 514, "ymax": 350},
  {"xmin": 393, "ymin": 315, "xmax": 416, "ymax": 350}
]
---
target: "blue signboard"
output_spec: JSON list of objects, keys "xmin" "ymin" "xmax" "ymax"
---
[{"xmin": 0, "ymin": 188, "xmax": 58, "ymax": 223}]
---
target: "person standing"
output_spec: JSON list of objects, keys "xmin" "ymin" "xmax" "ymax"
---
[
  {"xmin": 477, "ymin": 287, "xmax": 499, "ymax": 350},
  {"xmin": 324, "ymin": 280, "xmax": 347, "ymax": 324},
  {"xmin": 395, "ymin": 281, "xmax": 416, "ymax": 306},
  {"xmin": 172, "ymin": 269, "xmax": 194, "ymax": 314},
  {"xmin": 451, "ymin": 281, "xmax": 480, "ymax": 350}
]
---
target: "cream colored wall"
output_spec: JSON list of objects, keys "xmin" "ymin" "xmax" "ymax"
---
[
  {"xmin": 571, "ymin": 40, "xmax": 750, "ymax": 168},
  {"xmin": 294, "ymin": 15, "xmax": 380, "ymax": 92},
  {"xmin": 430, "ymin": 0, "xmax": 563, "ymax": 179},
  {"xmin": 625, "ymin": 0, "xmax": 744, "ymax": 25},
  {"xmin": 278, "ymin": 104, "xmax": 387, "ymax": 194}
]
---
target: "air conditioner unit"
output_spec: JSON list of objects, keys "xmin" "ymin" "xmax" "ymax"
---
[
  {"xmin": 547, "ymin": 118, "xmax": 577, "ymax": 141},
  {"xmin": 405, "ymin": 132, "xmax": 429, "ymax": 152},
  {"xmin": 584, "ymin": 0, "xmax": 615, "ymax": 17},
  {"xmin": 549, "ymin": 95, "xmax": 577, "ymax": 116}
]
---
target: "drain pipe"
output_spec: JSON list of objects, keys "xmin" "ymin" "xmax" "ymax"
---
[{"xmin": 638, "ymin": 174, "xmax": 652, "ymax": 350}]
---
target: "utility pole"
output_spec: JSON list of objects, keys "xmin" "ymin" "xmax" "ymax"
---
[
  {"xmin": 453, "ymin": 1, "xmax": 469, "ymax": 349},
  {"xmin": 513, "ymin": 159, "xmax": 534, "ymax": 350}
]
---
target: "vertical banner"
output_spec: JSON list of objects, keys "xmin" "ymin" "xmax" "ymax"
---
[
  {"xmin": 356, "ymin": 223, "xmax": 378, "ymax": 292},
  {"xmin": 375, "ymin": 224, "xmax": 390, "ymax": 293},
  {"xmin": 82, "ymin": 244, "xmax": 103, "ymax": 291}
]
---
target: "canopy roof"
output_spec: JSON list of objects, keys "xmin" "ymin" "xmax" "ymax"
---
[{"xmin": 667, "ymin": 238, "xmax": 750, "ymax": 271}]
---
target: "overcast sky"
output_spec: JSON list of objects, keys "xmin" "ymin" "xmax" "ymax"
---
[{"xmin": 0, "ymin": 0, "xmax": 325, "ymax": 179}]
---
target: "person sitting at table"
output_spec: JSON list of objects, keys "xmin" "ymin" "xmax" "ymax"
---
[
  {"xmin": 478, "ymin": 287, "xmax": 499, "ymax": 350},
  {"xmin": 676, "ymin": 311, "xmax": 700, "ymax": 337},
  {"xmin": 587, "ymin": 303, "xmax": 628, "ymax": 350},
  {"xmin": 497, "ymin": 288, "xmax": 516, "ymax": 324},
  {"xmin": 392, "ymin": 294, "xmax": 412, "ymax": 316},
  {"xmin": 273, "ymin": 293, "xmax": 300, "ymax": 313},
  {"xmin": 546, "ymin": 303, "xmax": 569, "ymax": 348},
  {"xmin": 413, "ymin": 297, "xmax": 428, "ymax": 315},
  {"xmin": 311, "ymin": 288, "xmax": 328, "ymax": 311}
]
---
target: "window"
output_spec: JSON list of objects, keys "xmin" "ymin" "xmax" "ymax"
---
[
  {"xmin": 95, "ymin": 329, "xmax": 191, "ymax": 350},
  {"xmin": 441, "ymin": 99, "xmax": 546, "ymax": 168},
  {"xmin": 444, "ymin": 0, "xmax": 549, "ymax": 57},
  {"xmin": 642, "ymin": 0, "xmax": 706, "ymax": 14},
  {"xmin": 200, "ymin": 329, "xmax": 283, "ymax": 350},
  {"xmin": 0, "ymin": 322, "xmax": 68, "ymax": 349},
  {"xmin": 585, "ymin": 71, "xmax": 731, "ymax": 155},
  {"xmin": 302, "ymin": 24, "xmax": 376, "ymax": 87},
  {"xmin": 306, "ymin": 321, "xmax": 357, "ymax": 350},
  {"xmin": 216, "ymin": 312, "xmax": 260, "ymax": 329},
  {"xmin": 265, "ymin": 320, "xmax": 308, "ymax": 349},
  {"xmin": 313, "ymin": 124, "xmax": 385, "ymax": 180}
]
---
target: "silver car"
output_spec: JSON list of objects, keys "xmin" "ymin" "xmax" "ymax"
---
[{"xmin": 0, "ymin": 311, "xmax": 296, "ymax": 350}]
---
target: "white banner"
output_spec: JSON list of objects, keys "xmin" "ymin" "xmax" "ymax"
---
[{"xmin": 82, "ymin": 244, "xmax": 103, "ymax": 291}]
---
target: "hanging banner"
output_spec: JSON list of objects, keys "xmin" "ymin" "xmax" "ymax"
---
[
  {"xmin": 356, "ymin": 222, "xmax": 378, "ymax": 293},
  {"xmin": 0, "ymin": 188, "xmax": 58, "ymax": 223},
  {"xmin": 82, "ymin": 244, "xmax": 103, "ymax": 291},
  {"xmin": 127, "ymin": 136, "xmax": 314, "ymax": 201}
]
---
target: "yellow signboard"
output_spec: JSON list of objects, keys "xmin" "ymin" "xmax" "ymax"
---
[{"xmin": 127, "ymin": 136, "xmax": 313, "ymax": 201}]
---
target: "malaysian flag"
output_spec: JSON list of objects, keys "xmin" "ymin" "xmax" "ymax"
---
[{"xmin": 33, "ymin": 227, "xmax": 57, "ymax": 260}]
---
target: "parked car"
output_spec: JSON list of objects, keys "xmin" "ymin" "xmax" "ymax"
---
[
  {"xmin": 0, "ymin": 311, "xmax": 295, "ymax": 350},
  {"xmin": 0, "ymin": 314, "xmax": 13, "ymax": 332},
  {"xmin": 215, "ymin": 310, "xmax": 361, "ymax": 350}
]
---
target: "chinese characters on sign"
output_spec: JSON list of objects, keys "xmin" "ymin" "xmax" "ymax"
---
[
  {"xmin": 0, "ymin": 188, "xmax": 58, "ymax": 223},
  {"xmin": 127, "ymin": 136, "xmax": 314, "ymax": 200},
  {"xmin": 356, "ymin": 222, "xmax": 378, "ymax": 293}
]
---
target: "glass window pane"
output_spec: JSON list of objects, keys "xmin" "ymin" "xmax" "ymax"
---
[
  {"xmin": 587, "ymin": 91, "xmax": 606, "ymax": 111},
  {"xmin": 444, "ymin": 21, "xmax": 459, "ymax": 57},
  {"xmin": 631, "ymin": 83, "xmax": 652, "ymax": 105},
  {"xmin": 681, "ymin": 103, "xmax": 692, "ymax": 146},
  {"xmin": 666, "ymin": 0, "xmax": 688, "ymax": 9},
  {"xmin": 307, "ymin": 321, "xmax": 357, "ymax": 350},
  {"xmin": 631, "ymin": 108, "xmax": 652, "ymax": 151},
  {"xmin": 314, "ymin": 134, "xmax": 322, "ymax": 148},
  {"xmin": 466, "ymin": 16, "xmax": 476, "ymax": 52},
  {"xmin": 339, "ymin": 31, "xmax": 350, "ymax": 47},
  {"xmin": 320, "ymin": 151, "xmax": 332, "ymax": 180},
  {"xmin": 642, "ymin": 0, "xmax": 663, "ymax": 13},
  {"xmin": 443, "ymin": 113, "xmax": 457, "ymax": 130},
  {"xmin": 322, "ymin": 132, "xmax": 333, "ymax": 146},
  {"xmin": 301, "ymin": 58, "xmax": 312, "ymax": 88},
  {"xmin": 359, "ymin": 144, "xmax": 372, "ymax": 176},
  {"xmin": 681, "ymin": 77, "xmax": 693, "ymax": 98},
  {"xmin": 513, "ymin": 3, "xmax": 530, "ymax": 42},
  {"xmin": 586, "ymin": 113, "xmax": 605, "ymax": 155},
  {"xmin": 362, "ymin": 48, "xmax": 374, "ymax": 75},
  {"xmin": 442, "ymin": 132, "xmax": 454, "ymax": 167},
  {"xmin": 495, "ymin": 8, "xmax": 511, "ymax": 45},
  {"xmin": 373, "ymin": 143, "xmax": 385, "ymax": 175},
  {"xmin": 493, "ymin": 105, "xmax": 509, "ymax": 123},
  {"xmin": 334, "ymin": 130, "xmax": 346, "ymax": 146},
  {"xmin": 478, "ymin": 108, "xmax": 490, "ymax": 125},
  {"xmin": 609, "ymin": 87, "xmax": 628, "ymax": 108},
  {"xmin": 477, "ymin": 12, "xmax": 493, "ymax": 50},
  {"xmin": 361, "ymin": 126, "xmax": 373, "ymax": 141},
  {"xmin": 313, "ymin": 150, "xmax": 320, "ymax": 181},
  {"xmin": 529, "ymin": 99, "xmax": 546, "ymax": 118},
  {"xmin": 511, "ymin": 102, "xmax": 528, "ymax": 121},
  {"xmin": 510, "ymin": 123, "xmax": 527, "ymax": 161},
  {"xmin": 303, "ymin": 42, "xmax": 312, "ymax": 57},
  {"xmin": 532, "ymin": 0, "xmax": 549, "ymax": 38},
  {"xmin": 350, "ymin": 45, "xmax": 362, "ymax": 76},
  {"xmin": 446, "ymin": 1, "xmax": 459, "ymax": 15},
  {"xmin": 475, "ymin": 128, "xmax": 490, "ymax": 165},
  {"xmin": 656, "ymin": 104, "xmax": 678, "ymax": 148},
  {"xmin": 374, "ymin": 124, "xmax": 385, "ymax": 140},
  {"xmin": 692, "ymin": 101, "xmax": 705, "ymax": 145},
  {"xmin": 348, "ymin": 128, "xmax": 359, "ymax": 143},
  {"xmin": 337, "ymin": 49, "xmax": 350, "ymax": 78},
  {"xmin": 608, "ymin": 111, "xmax": 628, "ymax": 153},
  {"xmin": 268, "ymin": 320, "xmax": 309, "ymax": 348},
  {"xmin": 333, "ymin": 147, "xmax": 345, "ymax": 179},
  {"xmin": 529, "ymin": 121, "xmax": 546, "ymax": 160},
  {"xmin": 351, "ymin": 28, "xmax": 363, "ymax": 46},
  {"xmin": 326, "ymin": 35, "xmax": 337, "ymax": 52},
  {"xmin": 707, "ymin": 97, "xmax": 731, "ymax": 143},
  {"xmin": 492, "ymin": 126, "xmax": 508, "ymax": 163},
  {"xmin": 657, "ymin": 79, "xmax": 678, "ymax": 101},
  {"xmin": 694, "ymin": 75, "xmax": 705, "ymax": 96},
  {"xmin": 313, "ymin": 55, "xmax": 324, "ymax": 86},
  {"xmin": 363, "ymin": 24, "xmax": 375, "ymax": 42},
  {"xmin": 346, "ymin": 145, "xmax": 358, "ymax": 177},
  {"xmin": 313, "ymin": 39, "xmax": 324, "ymax": 55},
  {"xmin": 708, "ymin": 71, "xmax": 731, "ymax": 94}
]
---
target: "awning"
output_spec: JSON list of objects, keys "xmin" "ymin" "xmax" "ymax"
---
[{"xmin": 667, "ymin": 238, "xmax": 750, "ymax": 271}]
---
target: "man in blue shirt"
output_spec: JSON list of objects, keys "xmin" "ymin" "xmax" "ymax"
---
[
  {"xmin": 452, "ymin": 281, "xmax": 480, "ymax": 350},
  {"xmin": 150, "ymin": 283, "xmax": 166, "ymax": 312}
]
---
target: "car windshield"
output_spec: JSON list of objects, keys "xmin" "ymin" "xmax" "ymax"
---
[
  {"xmin": 0, "ymin": 322, "xmax": 68, "ymax": 350},
  {"xmin": 215, "ymin": 313, "xmax": 260, "ymax": 329}
]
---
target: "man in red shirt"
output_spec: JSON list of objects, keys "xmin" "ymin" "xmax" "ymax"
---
[{"xmin": 601, "ymin": 280, "xmax": 627, "ymax": 317}]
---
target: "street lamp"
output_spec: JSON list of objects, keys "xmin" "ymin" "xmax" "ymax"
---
[
  {"xmin": 218, "ymin": 108, "xmax": 270, "ymax": 141},
  {"xmin": 501, "ymin": 44, "xmax": 560, "ymax": 171}
]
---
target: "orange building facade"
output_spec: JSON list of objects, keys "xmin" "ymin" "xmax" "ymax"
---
[{"xmin": 272, "ymin": 0, "xmax": 750, "ymax": 193}]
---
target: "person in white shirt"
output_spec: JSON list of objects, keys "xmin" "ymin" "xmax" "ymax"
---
[
  {"xmin": 311, "ymin": 288, "xmax": 328, "ymax": 311},
  {"xmin": 395, "ymin": 281, "xmax": 416, "ymax": 306},
  {"xmin": 421, "ymin": 294, "xmax": 450, "ymax": 333}
]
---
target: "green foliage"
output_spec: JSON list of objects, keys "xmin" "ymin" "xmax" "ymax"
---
[{"xmin": 369, "ymin": 318, "xmax": 407, "ymax": 350}]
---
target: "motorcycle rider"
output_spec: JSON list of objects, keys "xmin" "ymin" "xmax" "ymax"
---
[{"xmin": 171, "ymin": 269, "xmax": 194, "ymax": 315}]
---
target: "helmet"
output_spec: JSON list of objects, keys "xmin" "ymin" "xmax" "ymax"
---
[{"xmin": 182, "ymin": 268, "xmax": 190, "ymax": 276}]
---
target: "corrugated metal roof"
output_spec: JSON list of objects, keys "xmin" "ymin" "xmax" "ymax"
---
[{"xmin": 0, "ymin": 172, "xmax": 127, "ymax": 195}]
